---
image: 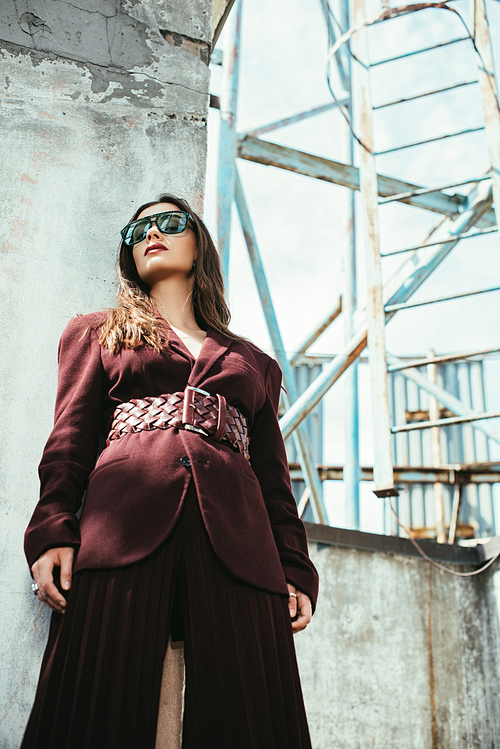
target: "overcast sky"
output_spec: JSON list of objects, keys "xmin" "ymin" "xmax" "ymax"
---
[{"xmin": 204, "ymin": 0, "xmax": 500, "ymax": 533}]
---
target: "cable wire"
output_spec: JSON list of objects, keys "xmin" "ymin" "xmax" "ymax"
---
[{"xmin": 388, "ymin": 496, "xmax": 500, "ymax": 576}]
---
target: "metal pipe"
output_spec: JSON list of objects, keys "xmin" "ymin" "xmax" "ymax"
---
[
  {"xmin": 351, "ymin": 0, "xmax": 396, "ymax": 497},
  {"xmin": 373, "ymin": 80, "xmax": 477, "ymax": 109},
  {"xmin": 375, "ymin": 126, "xmax": 484, "ymax": 156},
  {"xmin": 385, "ymin": 285, "xmax": 500, "ymax": 312},
  {"xmin": 388, "ymin": 347, "xmax": 500, "ymax": 371},
  {"xmin": 234, "ymin": 168, "xmax": 328, "ymax": 524},
  {"xmin": 391, "ymin": 411, "xmax": 500, "ymax": 432},
  {"xmin": 216, "ymin": 0, "xmax": 242, "ymax": 282},
  {"xmin": 370, "ymin": 36, "xmax": 470, "ymax": 66},
  {"xmin": 381, "ymin": 226, "xmax": 498, "ymax": 256}
]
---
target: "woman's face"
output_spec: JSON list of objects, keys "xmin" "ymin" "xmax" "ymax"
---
[{"xmin": 132, "ymin": 202, "xmax": 198, "ymax": 287}]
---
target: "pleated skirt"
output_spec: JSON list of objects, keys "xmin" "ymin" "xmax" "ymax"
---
[{"xmin": 20, "ymin": 479, "xmax": 313, "ymax": 749}]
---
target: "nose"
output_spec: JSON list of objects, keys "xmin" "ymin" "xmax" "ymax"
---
[{"xmin": 146, "ymin": 219, "xmax": 163, "ymax": 243}]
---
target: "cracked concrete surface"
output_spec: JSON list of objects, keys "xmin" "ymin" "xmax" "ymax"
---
[
  {"xmin": 295, "ymin": 544, "xmax": 500, "ymax": 748},
  {"xmin": 160, "ymin": 29, "xmax": 211, "ymax": 65},
  {"xmin": 0, "ymin": 2, "xmax": 212, "ymax": 746}
]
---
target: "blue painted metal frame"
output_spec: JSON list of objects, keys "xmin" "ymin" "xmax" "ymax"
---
[{"xmin": 234, "ymin": 168, "xmax": 328, "ymax": 524}]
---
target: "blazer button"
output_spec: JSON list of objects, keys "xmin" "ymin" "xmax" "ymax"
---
[{"xmin": 180, "ymin": 456, "xmax": 191, "ymax": 467}]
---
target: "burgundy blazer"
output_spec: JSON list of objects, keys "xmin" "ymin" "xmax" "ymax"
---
[{"xmin": 24, "ymin": 313, "xmax": 319, "ymax": 613}]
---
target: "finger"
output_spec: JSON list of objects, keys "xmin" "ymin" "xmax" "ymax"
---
[
  {"xmin": 59, "ymin": 549, "xmax": 74, "ymax": 591},
  {"xmin": 38, "ymin": 568, "xmax": 67, "ymax": 613},
  {"xmin": 37, "ymin": 590, "xmax": 64, "ymax": 614},
  {"xmin": 291, "ymin": 608, "xmax": 311, "ymax": 631},
  {"xmin": 291, "ymin": 596, "xmax": 312, "ymax": 633},
  {"xmin": 288, "ymin": 593, "xmax": 298, "ymax": 618}
]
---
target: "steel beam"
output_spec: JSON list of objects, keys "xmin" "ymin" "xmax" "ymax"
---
[
  {"xmin": 351, "ymin": 0, "xmax": 396, "ymax": 496},
  {"xmin": 237, "ymin": 135, "xmax": 497, "ymax": 227},
  {"xmin": 234, "ymin": 168, "xmax": 328, "ymax": 524},
  {"xmin": 378, "ymin": 175, "xmax": 490, "ymax": 205},
  {"xmin": 288, "ymin": 463, "xmax": 500, "ymax": 484},
  {"xmin": 319, "ymin": 0, "xmax": 351, "ymax": 91},
  {"xmin": 216, "ymin": 0, "xmax": 242, "ymax": 281},
  {"xmin": 472, "ymin": 0, "xmax": 500, "ymax": 236},
  {"xmin": 279, "ymin": 181, "xmax": 494, "ymax": 440},
  {"xmin": 332, "ymin": 0, "xmax": 361, "ymax": 526}
]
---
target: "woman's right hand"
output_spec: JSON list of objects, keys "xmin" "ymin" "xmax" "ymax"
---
[{"xmin": 31, "ymin": 547, "xmax": 75, "ymax": 614}]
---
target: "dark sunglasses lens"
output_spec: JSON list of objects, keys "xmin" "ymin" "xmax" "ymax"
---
[
  {"xmin": 122, "ymin": 218, "xmax": 149, "ymax": 245},
  {"xmin": 157, "ymin": 212, "xmax": 188, "ymax": 234},
  {"xmin": 130, "ymin": 219, "xmax": 150, "ymax": 244}
]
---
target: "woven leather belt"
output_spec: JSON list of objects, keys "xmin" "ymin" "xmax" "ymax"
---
[{"xmin": 106, "ymin": 386, "xmax": 250, "ymax": 461}]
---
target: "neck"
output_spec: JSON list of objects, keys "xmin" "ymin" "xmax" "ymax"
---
[{"xmin": 150, "ymin": 276, "xmax": 200, "ymax": 331}]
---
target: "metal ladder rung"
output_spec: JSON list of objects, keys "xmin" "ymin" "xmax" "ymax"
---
[
  {"xmin": 370, "ymin": 36, "xmax": 471, "ymax": 67},
  {"xmin": 373, "ymin": 80, "xmax": 478, "ymax": 110},
  {"xmin": 379, "ymin": 175, "xmax": 490, "ymax": 205},
  {"xmin": 387, "ymin": 347, "xmax": 500, "ymax": 372},
  {"xmin": 392, "ymin": 411, "xmax": 500, "ymax": 433},
  {"xmin": 381, "ymin": 226, "xmax": 498, "ymax": 257},
  {"xmin": 385, "ymin": 285, "xmax": 500, "ymax": 312},
  {"xmin": 375, "ymin": 126, "xmax": 484, "ymax": 156}
]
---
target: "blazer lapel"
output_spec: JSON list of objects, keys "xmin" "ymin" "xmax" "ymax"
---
[{"xmin": 188, "ymin": 326, "xmax": 232, "ymax": 388}]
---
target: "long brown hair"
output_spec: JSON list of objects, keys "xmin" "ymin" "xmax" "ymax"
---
[{"xmin": 97, "ymin": 194, "xmax": 245, "ymax": 354}]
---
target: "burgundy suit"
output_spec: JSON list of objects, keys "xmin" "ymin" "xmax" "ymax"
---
[{"xmin": 24, "ymin": 312, "xmax": 319, "ymax": 613}]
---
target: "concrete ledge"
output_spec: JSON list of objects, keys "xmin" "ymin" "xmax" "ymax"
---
[{"xmin": 304, "ymin": 521, "xmax": 500, "ymax": 566}]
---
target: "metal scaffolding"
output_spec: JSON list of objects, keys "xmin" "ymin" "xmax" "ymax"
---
[{"xmin": 211, "ymin": 0, "xmax": 500, "ymax": 540}]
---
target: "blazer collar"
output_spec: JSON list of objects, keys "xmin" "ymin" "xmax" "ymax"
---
[
  {"xmin": 188, "ymin": 325, "xmax": 233, "ymax": 388},
  {"xmin": 153, "ymin": 308, "xmax": 232, "ymax": 387}
]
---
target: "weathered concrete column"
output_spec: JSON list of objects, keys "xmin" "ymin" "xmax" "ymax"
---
[{"xmin": 0, "ymin": 2, "xmax": 218, "ymax": 746}]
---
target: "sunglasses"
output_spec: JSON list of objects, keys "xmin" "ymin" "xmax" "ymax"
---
[{"xmin": 121, "ymin": 210, "xmax": 195, "ymax": 246}]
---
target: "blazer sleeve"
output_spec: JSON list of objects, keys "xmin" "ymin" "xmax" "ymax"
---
[
  {"xmin": 24, "ymin": 317, "xmax": 104, "ymax": 574},
  {"xmin": 249, "ymin": 357, "xmax": 319, "ymax": 615}
]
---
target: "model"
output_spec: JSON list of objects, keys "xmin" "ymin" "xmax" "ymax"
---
[{"xmin": 22, "ymin": 193, "xmax": 320, "ymax": 749}]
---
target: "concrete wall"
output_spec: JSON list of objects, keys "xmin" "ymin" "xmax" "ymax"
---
[
  {"xmin": 295, "ymin": 541, "xmax": 500, "ymax": 748},
  {"xmin": 2, "ymin": 3, "xmax": 500, "ymax": 748},
  {"xmin": 0, "ymin": 2, "xmax": 212, "ymax": 745}
]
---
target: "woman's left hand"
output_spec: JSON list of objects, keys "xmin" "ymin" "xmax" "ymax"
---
[{"xmin": 287, "ymin": 583, "xmax": 312, "ymax": 634}]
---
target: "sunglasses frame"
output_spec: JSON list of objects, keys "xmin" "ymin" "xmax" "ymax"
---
[{"xmin": 121, "ymin": 210, "xmax": 195, "ymax": 246}]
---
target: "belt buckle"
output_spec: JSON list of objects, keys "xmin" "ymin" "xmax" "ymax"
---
[
  {"xmin": 185, "ymin": 385, "xmax": 210, "ymax": 397},
  {"xmin": 184, "ymin": 424, "xmax": 209, "ymax": 435},
  {"xmin": 183, "ymin": 385, "xmax": 210, "ymax": 436}
]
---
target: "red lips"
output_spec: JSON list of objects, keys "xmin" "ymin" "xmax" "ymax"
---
[{"xmin": 145, "ymin": 242, "xmax": 167, "ymax": 255}]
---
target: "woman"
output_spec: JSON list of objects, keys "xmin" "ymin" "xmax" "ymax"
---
[{"xmin": 22, "ymin": 193, "xmax": 319, "ymax": 749}]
